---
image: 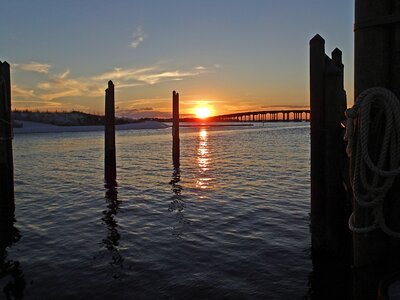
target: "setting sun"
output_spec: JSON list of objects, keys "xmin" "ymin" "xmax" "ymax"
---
[{"xmin": 195, "ymin": 107, "xmax": 212, "ymax": 119}]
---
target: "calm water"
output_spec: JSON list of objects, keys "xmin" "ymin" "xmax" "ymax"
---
[{"xmin": 2, "ymin": 122, "xmax": 312, "ymax": 299}]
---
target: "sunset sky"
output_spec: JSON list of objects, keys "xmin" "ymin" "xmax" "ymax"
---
[{"xmin": 0, "ymin": 0, "xmax": 353, "ymax": 118}]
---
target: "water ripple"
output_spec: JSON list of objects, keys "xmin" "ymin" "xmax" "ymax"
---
[{"xmin": 5, "ymin": 123, "xmax": 312, "ymax": 299}]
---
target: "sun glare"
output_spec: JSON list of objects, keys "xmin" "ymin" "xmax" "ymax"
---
[{"xmin": 195, "ymin": 107, "xmax": 211, "ymax": 119}]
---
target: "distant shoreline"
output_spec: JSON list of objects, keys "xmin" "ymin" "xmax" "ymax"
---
[
  {"xmin": 13, "ymin": 120, "xmax": 168, "ymax": 134},
  {"xmin": 179, "ymin": 124, "xmax": 253, "ymax": 127}
]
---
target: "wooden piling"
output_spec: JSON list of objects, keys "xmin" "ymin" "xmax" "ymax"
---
[
  {"xmin": 331, "ymin": 48, "xmax": 347, "ymax": 118},
  {"xmin": 172, "ymin": 91, "xmax": 180, "ymax": 167},
  {"xmin": 0, "ymin": 62, "xmax": 14, "ymax": 220},
  {"xmin": 105, "ymin": 80, "xmax": 116, "ymax": 185},
  {"xmin": 310, "ymin": 34, "xmax": 348, "ymax": 256},
  {"xmin": 352, "ymin": 0, "xmax": 400, "ymax": 298},
  {"xmin": 324, "ymin": 59, "xmax": 348, "ymax": 256},
  {"xmin": 354, "ymin": 0, "xmax": 394, "ymax": 267},
  {"xmin": 310, "ymin": 34, "xmax": 327, "ymax": 254},
  {"xmin": 0, "ymin": 61, "xmax": 14, "ymax": 220}
]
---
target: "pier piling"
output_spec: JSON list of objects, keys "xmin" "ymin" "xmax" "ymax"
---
[
  {"xmin": 105, "ymin": 80, "xmax": 116, "ymax": 185},
  {"xmin": 310, "ymin": 34, "xmax": 327, "ymax": 254},
  {"xmin": 309, "ymin": 34, "xmax": 348, "ymax": 256},
  {"xmin": 352, "ymin": 0, "xmax": 400, "ymax": 298},
  {"xmin": 172, "ymin": 91, "xmax": 180, "ymax": 168},
  {"xmin": 324, "ymin": 58, "xmax": 348, "ymax": 256},
  {"xmin": 0, "ymin": 61, "xmax": 14, "ymax": 221}
]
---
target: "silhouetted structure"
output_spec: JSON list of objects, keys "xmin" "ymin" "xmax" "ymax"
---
[
  {"xmin": 209, "ymin": 109, "xmax": 310, "ymax": 122},
  {"xmin": 309, "ymin": 34, "xmax": 348, "ymax": 257},
  {"xmin": 351, "ymin": 1, "xmax": 400, "ymax": 299},
  {"xmin": 172, "ymin": 91, "xmax": 180, "ymax": 167},
  {"xmin": 0, "ymin": 61, "xmax": 14, "ymax": 221},
  {"xmin": 105, "ymin": 81, "xmax": 116, "ymax": 185}
]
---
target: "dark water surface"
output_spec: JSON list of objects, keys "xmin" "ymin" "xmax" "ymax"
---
[{"xmin": 2, "ymin": 122, "xmax": 312, "ymax": 299}]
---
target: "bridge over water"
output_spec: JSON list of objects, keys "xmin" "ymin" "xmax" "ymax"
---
[{"xmin": 209, "ymin": 109, "xmax": 310, "ymax": 122}]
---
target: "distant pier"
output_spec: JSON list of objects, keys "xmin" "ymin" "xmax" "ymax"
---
[{"xmin": 208, "ymin": 109, "xmax": 310, "ymax": 122}]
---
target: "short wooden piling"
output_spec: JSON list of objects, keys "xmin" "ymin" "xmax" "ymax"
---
[
  {"xmin": 310, "ymin": 34, "xmax": 348, "ymax": 256},
  {"xmin": 310, "ymin": 34, "xmax": 327, "ymax": 254},
  {"xmin": 172, "ymin": 91, "xmax": 180, "ymax": 167},
  {"xmin": 0, "ymin": 61, "xmax": 14, "ymax": 220},
  {"xmin": 105, "ymin": 80, "xmax": 116, "ymax": 185},
  {"xmin": 331, "ymin": 48, "xmax": 347, "ymax": 118}
]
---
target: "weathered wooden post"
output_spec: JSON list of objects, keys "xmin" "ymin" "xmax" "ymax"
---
[
  {"xmin": 351, "ymin": 1, "xmax": 400, "ymax": 298},
  {"xmin": 105, "ymin": 80, "xmax": 116, "ymax": 185},
  {"xmin": 353, "ymin": 0, "xmax": 392, "ymax": 267},
  {"xmin": 309, "ymin": 34, "xmax": 352, "ymax": 299},
  {"xmin": 310, "ymin": 34, "xmax": 327, "ymax": 254},
  {"xmin": 0, "ymin": 61, "xmax": 14, "ymax": 222},
  {"xmin": 331, "ymin": 48, "xmax": 347, "ymax": 119},
  {"xmin": 310, "ymin": 34, "xmax": 348, "ymax": 256},
  {"xmin": 172, "ymin": 91, "xmax": 180, "ymax": 168},
  {"xmin": 324, "ymin": 56, "xmax": 348, "ymax": 256}
]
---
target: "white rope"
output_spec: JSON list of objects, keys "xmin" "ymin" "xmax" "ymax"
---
[{"xmin": 345, "ymin": 87, "xmax": 400, "ymax": 237}]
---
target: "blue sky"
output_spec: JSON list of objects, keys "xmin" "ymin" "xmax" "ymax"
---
[{"xmin": 0, "ymin": 0, "xmax": 354, "ymax": 117}]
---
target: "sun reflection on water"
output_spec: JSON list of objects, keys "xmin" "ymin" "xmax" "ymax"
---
[{"xmin": 196, "ymin": 128, "xmax": 212, "ymax": 189}]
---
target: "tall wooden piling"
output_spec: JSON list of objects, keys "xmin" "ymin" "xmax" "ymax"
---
[
  {"xmin": 105, "ymin": 80, "xmax": 116, "ymax": 185},
  {"xmin": 0, "ymin": 61, "xmax": 14, "ymax": 220},
  {"xmin": 172, "ymin": 91, "xmax": 180, "ymax": 167},
  {"xmin": 352, "ymin": 0, "xmax": 400, "ymax": 298},
  {"xmin": 310, "ymin": 34, "xmax": 327, "ymax": 254},
  {"xmin": 353, "ymin": 0, "xmax": 394, "ymax": 267}
]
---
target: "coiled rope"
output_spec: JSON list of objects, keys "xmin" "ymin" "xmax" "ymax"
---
[{"xmin": 345, "ymin": 87, "xmax": 400, "ymax": 237}]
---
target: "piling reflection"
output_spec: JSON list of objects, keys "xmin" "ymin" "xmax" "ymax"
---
[
  {"xmin": 169, "ymin": 167, "xmax": 182, "ymax": 196},
  {"xmin": 0, "ymin": 219, "xmax": 26, "ymax": 299},
  {"xmin": 169, "ymin": 151, "xmax": 190, "ymax": 237},
  {"xmin": 101, "ymin": 185, "xmax": 124, "ymax": 279},
  {"xmin": 196, "ymin": 128, "xmax": 212, "ymax": 189}
]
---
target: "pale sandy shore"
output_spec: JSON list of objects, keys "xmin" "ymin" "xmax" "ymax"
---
[{"xmin": 13, "ymin": 120, "xmax": 168, "ymax": 134}]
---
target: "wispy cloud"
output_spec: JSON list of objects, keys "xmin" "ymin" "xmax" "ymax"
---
[
  {"xmin": 13, "ymin": 62, "xmax": 208, "ymax": 107},
  {"xmin": 92, "ymin": 67, "xmax": 155, "ymax": 81},
  {"xmin": 117, "ymin": 82, "xmax": 146, "ymax": 89},
  {"xmin": 37, "ymin": 70, "xmax": 103, "ymax": 101},
  {"xmin": 16, "ymin": 64, "xmax": 204, "ymax": 103},
  {"xmin": 12, "ymin": 85, "xmax": 36, "ymax": 98},
  {"xmin": 136, "ymin": 70, "xmax": 203, "ymax": 84},
  {"xmin": 11, "ymin": 84, "xmax": 68, "ymax": 110},
  {"xmin": 130, "ymin": 26, "xmax": 146, "ymax": 49},
  {"xmin": 13, "ymin": 61, "xmax": 51, "ymax": 73},
  {"xmin": 94, "ymin": 65, "xmax": 207, "ymax": 85}
]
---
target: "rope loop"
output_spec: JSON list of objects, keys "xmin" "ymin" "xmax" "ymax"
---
[{"xmin": 346, "ymin": 87, "xmax": 400, "ymax": 237}]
